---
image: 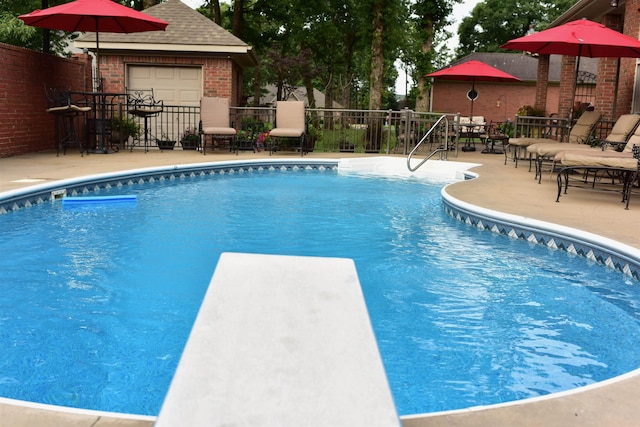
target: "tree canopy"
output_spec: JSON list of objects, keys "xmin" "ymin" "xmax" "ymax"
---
[
  {"xmin": 456, "ymin": 0, "xmax": 577, "ymax": 58},
  {"xmin": 1, "ymin": 0, "xmax": 580, "ymax": 110},
  {"xmin": 0, "ymin": 0, "xmax": 73, "ymax": 55}
]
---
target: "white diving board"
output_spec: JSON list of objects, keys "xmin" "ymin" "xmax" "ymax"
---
[{"xmin": 155, "ymin": 252, "xmax": 400, "ymax": 427}]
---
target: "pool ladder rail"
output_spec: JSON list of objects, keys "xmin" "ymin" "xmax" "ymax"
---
[{"xmin": 407, "ymin": 114, "xmax": 450, "ymax": 172}]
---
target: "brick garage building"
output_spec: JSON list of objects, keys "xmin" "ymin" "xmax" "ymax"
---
[{"xmin": 75, "ymin": 0, "xmax": 257, "ymax": 107}]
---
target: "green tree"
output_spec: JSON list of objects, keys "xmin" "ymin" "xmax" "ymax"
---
[
  {"xmin": 456, "ymin": 0, "xmax": 576, "ymax": 58},
  {"xmin": 0, "ymin": 0, "xmax": 71, "ymax": 55},
  {"xmin": 411, "ymin": 0, "xmax": 460, "ymax": 111}
]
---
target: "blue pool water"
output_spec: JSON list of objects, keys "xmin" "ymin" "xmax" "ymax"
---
[{"xmin": 0, "ymin": 169, "xmax": 639, "ymax": 416}]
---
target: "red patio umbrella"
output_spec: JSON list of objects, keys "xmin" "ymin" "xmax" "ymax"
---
[
  {"xmin": 500, "ymin": 19, "xmax": 640, "ymax": 116},
  {"xmin": 426, "ymin": 59, "xmax": 521, "ymax": 118},
  {"xmin": 19, "ymin": 0, "xmax": 169, "ymax": 87}
]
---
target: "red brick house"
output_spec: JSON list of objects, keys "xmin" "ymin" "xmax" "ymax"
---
[
  {"xmin": 74, "ymin": 0, "xmax": 257, "ymax": 107},
  {"xmin": 429, "ymin": 52, "xmax": 597, "ymax": 124}
]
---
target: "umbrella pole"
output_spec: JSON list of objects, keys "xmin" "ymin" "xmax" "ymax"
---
[
  {"xmin": 470, "ymin": 80, "xmax": 475, "ymax": 119},
  {"xmin": 95, "ymin": 22, "xmax": 101, "ymax": 91},
  {"xmin": 570, "ymin": 47, "xmax": 581, "ymax": 121}
]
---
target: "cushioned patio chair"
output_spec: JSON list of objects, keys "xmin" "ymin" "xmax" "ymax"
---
[
  {"xmin": 200, "ymin": 97, "xmax": 237, "ymax": 155},
  {"xmin": 556, "ymin": 143, "xmax": 639, "ymax": 209},
  {"xmin": 508, "ymin": 110, "xmax": 601, "ymax": 170},
  {"xmin": 44, "ymin": 85, "xmax": 91, "ymax": 156},
  {"xmin": 520, "ymin": 110, "xmax": 601, "ymax": 180},
  {"xmin": 554, "ymin": 115, "xmax": 640, "ymax": 164},
  {"xmin": 531, "ymin": 113, "xmax": 638, "ymax": 182},
  {"xmin": 269, "ymin": 101, "xmax": 307, "ymax": 156}
]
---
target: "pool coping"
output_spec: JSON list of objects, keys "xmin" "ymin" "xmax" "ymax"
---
[{"xmin": 1, "ymin": 156, "xmax": 639, "ymax": 425}]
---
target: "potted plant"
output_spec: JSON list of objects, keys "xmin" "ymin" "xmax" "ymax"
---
[
  {"xmin": 180, "ymin": 126, "xmax": 200, "ymax": 150},
  {"xmin": 306, "ymin": 122, "xmax": 320, "ymax": 152},
  {"xmin": 256, "ymin": 131, "xmax": 271, "ymax": 152},
  {"xmin": 109, "ymin": 115, "xmax": 140, "ymax": 149},
  {"xmin": 157, "ymin": 133, "xmax": 176, "ymax": 150}
]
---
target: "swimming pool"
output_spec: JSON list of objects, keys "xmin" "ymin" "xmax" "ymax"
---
[{"xmin": 1, "ymin": 157, "xmax": 639, "ymax": 417}]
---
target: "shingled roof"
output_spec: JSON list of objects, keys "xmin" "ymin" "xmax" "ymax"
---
[
  {"xmin": 75, "ymin": 0, "xmax": 257, "ymax": 66},
  {"xmin": 445, "ymin": 52, "xmax": 598, "ymax": 82}
]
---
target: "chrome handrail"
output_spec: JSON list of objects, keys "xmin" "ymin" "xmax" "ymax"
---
[{"xmin": 407, "ymin": 114, "xmax": 449, "ymax": 172}]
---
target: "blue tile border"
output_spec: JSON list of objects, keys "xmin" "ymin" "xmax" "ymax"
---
[
  {"xmin": 0, "ymin": 159, "xmax": 339, "ymax": 215},
  {"xmin": 442, "ymin": 187, "xmax": 640, "ymax": 279}
]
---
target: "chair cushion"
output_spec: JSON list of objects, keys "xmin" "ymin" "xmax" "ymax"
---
[
  {"xmin": 202, "ymin": 127, "xmax": 236, "ymax": 136},
  {"xmin": 553, "ymin": 148, "xmax": 601, "ymax": 162},
  {"xmin": 274, "ymin": 101, "xmax": 305, "ymax": 130},
  {"xmin": 129, "ymin": 107, "xmax": 163, "ymax": 116},
  {"xmin": 201, "ymin": 97, "xmax": 232, "ymax": 129},
  {"xmin": 508, "ymin": 137, "xmax": 554, "ymax": 147},
  {"xmin": 561, "ymin": 151, "xmax": 636, "ymax": 169},
  {"xmin": 270, "ymin": 128, "xmax": 304, "ymax": 138},
  {"xmin": 46, "ymin": 104, "xmax": 91, "ymax": 114},
  {"xmin": 603, "ymin": 114, "xmax": 640, "ymax": 143},
  {"xmin": 530, "ymin": 142, "xmax": 595, "ymax": 156},
  {"xmin": 624, "ymin": 140, "xmax": 640, "ymax": 153},
  {"xmin": 567, "ymin": 110, "xmax": 601, "ymax": 144}
]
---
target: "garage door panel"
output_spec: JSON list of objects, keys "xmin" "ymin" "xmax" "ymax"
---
[
  {"xmin": 156, "ymin": 67, "xmax": 176, "ymax": 80},
  {"xmin": 180, "ymin": 90, "xmax": 200, "ymax": 104},
  {"xmin": 156, "ymin": 89, "xmax": 177, "ymax": 104},
  {"xmin": 129, "ymin": 66, "xmax": 152, "ymax": 80},
  {"xmin": 180, "ymin": 68, "xmax": 200, "ymax": 81},
  {"xmin": 127, "ymin": 65, "xmax": 201, "ymax": 106}
]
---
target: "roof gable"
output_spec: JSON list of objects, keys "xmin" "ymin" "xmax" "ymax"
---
[{"xmin": 76, "ymin": 0, "xmax": 248, "ymax": 48}]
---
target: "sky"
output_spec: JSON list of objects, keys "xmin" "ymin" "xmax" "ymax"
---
[{"xmin": 181, "ymin": 0, "xmax": 484, "ymax": 94}]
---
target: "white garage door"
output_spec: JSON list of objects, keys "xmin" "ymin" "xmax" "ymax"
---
[
  {"xmin": 127, "ymin": 65, "xmax": 202, "ymax": 143},
  {"xmin": 127, "ymin": 65, "xmax": 202, "ymax": 106}
]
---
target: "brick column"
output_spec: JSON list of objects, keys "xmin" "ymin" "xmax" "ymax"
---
[
  {"xmin": 535, "ymin": 54, "xmax": 550, "ymax": 114},
  {"xmin": 558, "ymin": 55, "xmax": 576, "ymax": 119},
  {"xmin": 618, "ymin": 0, "xmax": 640, "ymax": 115},
  {"xmin": 595, "ymin": 14, "xmax": 624, "ymax": 119}
]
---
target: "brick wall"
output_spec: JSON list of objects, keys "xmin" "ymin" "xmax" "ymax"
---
[
  {"xmin": 620, "ymin": 0, "xmax": 640, "ymax": 115},
  {"xmin": 0, "ymin": 43, "xmax": 92, "ymax": 158},
  {"xmin": 431, "ymin": 81, "xmax": 560, "ymax": 123}
]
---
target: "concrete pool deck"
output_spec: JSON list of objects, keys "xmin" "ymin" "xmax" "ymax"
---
[{"xmin": 0, "ymin": 148, "xmax": 638, "ymax": 426}]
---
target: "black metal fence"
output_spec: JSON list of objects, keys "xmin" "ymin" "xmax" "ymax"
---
[{"xmin": 73, "ymin": 98, "xmax": 460, "ymax": 155}]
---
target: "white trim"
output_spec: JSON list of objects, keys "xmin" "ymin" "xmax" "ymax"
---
[{"xmin": 74, "ymin": 41, "xmax": 251, "ymax": 54}]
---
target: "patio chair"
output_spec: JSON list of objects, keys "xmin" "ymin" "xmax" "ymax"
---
[
  {"xmin": 504, "ymin": 113, "xmax": 586, "ymax": 171},
  {"xmin": 269, "ymin": 101, "xmax": 307, "ymax": 156},
  {"xmin": 480, "ymin": 121, "xmax": 509, "ymax": 154},
  {"xmin": 531, "ymin": 112, "xmax": 638, "ymax": 183},
  {"xmin": 44, "ymin": 84, "xmax": 91, "ymax": 156},
  {"xmin": 127, "ymin": 88, "xmax": 163, "ymax": 152},
  {"xmin": 555, "ymin": 119, "xmax": 640, "ymax": 165},
  {"xmin": 199, "ymin": 97, "xmax": 237, "ymax": 155},
  {"xmin": 556, "ymin": 144, "xmax": 639, "ymax": 209},
  {"xmin": 511, "ymin": 110, "xmax": 600, "ymax": 176},
  {"xmin": 459, "ymin": 116, "xmax": 486, "ymax": 152}
]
